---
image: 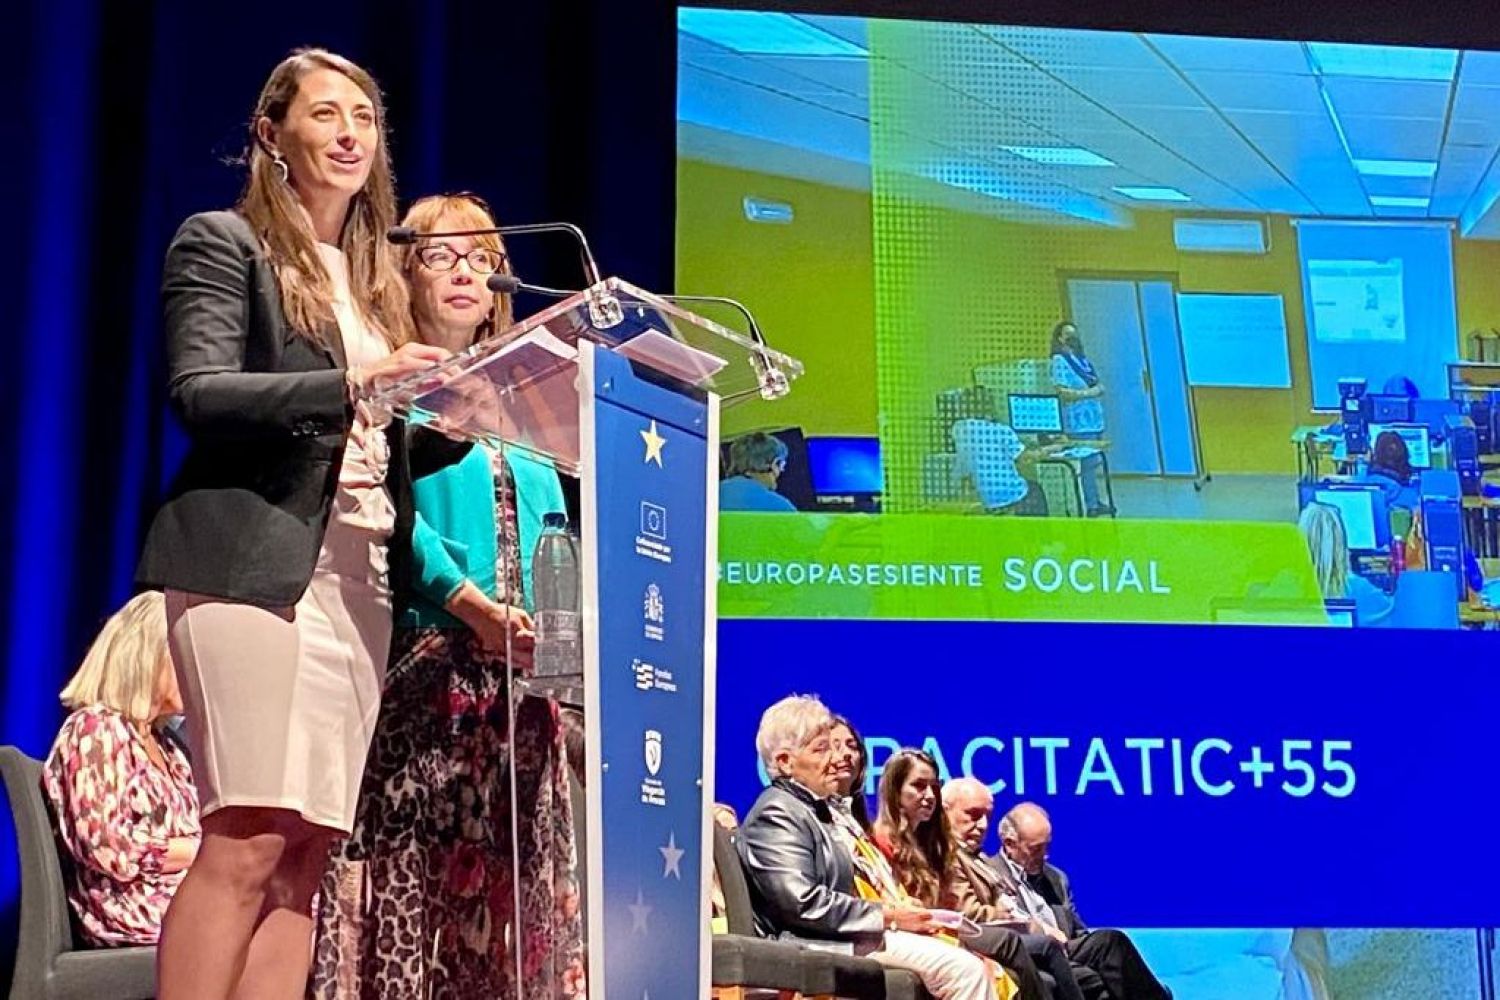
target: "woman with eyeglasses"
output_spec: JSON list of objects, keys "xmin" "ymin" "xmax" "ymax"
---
[
  {"xmin": 311, "ymin": 193, "xmax": 585, "ymax": 1000},
  {"xmin": 137, "ymin": 50, "xmax": 466, "ymax": 1000}
]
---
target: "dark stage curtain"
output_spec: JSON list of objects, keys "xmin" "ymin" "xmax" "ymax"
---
[{"xmin": 0, "ymin": 0, "xmax": 676, "ymax": 970}]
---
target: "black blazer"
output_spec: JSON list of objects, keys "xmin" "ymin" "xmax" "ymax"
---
[
  {"xmin": 136, "ymin": 210, "xmax": 464, "ymax": 608},
  {"xmin": 737, "ymin": 779, "xmax": 885, "ymax": 943}
]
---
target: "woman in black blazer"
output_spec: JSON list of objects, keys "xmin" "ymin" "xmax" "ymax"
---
[{"xmin": 138, "ymin": 49, "xmax": 453, "ymax": 1000}]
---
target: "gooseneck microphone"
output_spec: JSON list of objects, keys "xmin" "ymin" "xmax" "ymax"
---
[
  {"xmin": 484, "ymin": 274, "xmax": 580, "ymax": 298},
  {"xmin": 386, "ymin": 221, "xmax": 602, "ymax": 288},
  {"xmin": 477, "ymin": 276, "xmax": 769, "ymax": 349}
]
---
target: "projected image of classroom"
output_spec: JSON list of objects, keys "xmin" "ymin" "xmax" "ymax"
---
[{"xmin": 678, "ymin": 10, "xmax": 1500, "ymax": 631}]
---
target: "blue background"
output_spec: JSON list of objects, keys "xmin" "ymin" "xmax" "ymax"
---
[{"xmin": 716, "ymin": 617, "xmax": 1499, "ymax": 928}]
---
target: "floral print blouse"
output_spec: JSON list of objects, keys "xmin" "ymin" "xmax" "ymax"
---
[{"xmin": 41, "ymin": 706, "xmax": 200, "ymax": 945}]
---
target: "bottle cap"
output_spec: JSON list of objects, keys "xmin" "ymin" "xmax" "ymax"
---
[{"xmin": 543, "ymin": 511, "xmax": 570, "ymax": 530}]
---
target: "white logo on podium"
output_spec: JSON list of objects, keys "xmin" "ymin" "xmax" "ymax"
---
[
  {"xmin": 644, "ymin": 730, "xmax": 663, "ymax": 775},
  {"xmin": 635, "ymin": 502, "xmax": 673, "ymax": 564},
  {"xmin": 641, "ymin": 730, "xmax": 667, "ymax": 806},
  {"xmin": 643, "ymin": 583, "xmax": 665, "ymax": 641}
]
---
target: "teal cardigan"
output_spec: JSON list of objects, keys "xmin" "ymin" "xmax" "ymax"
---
[{"xmin": 404, "ymin": 443, "xmax": 567, "ymax": 628}]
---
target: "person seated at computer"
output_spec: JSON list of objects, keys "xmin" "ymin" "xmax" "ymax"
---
[
  {"xmin": 42, "ymin": 591, "xmax": 200, "ymax": 946},
  {"xmin": 720, "ymin": 431, "xmax": 798, "ymax": 512},
  {"xmin": 873, "ymin": 751, "xmax": 1076, "ymax": 1000},
  {"xmin": 1299, "ymin": 502, "xmax": 1393, "ymax": 626},
  {"xmin": 738, "ymin": 695, "xmax": 1005, "ymax": 1000},
  {"xmin": 1364, "ymin": 431, "xmax": 1420, "ymax": 510},
  {"xmin": 1048, "ymin": 322, "xmax": 1111, "ymax": 517},
  {"xmin": 951, "ymin": 419, "xmax": 1049, "ymax": 516},
  {"xmin": 1382, "ymin": 374, "xmax": 1419, "ymax": 399}
]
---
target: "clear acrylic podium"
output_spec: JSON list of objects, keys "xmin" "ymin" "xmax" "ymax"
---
[{"xmin": 375, "ymin": 277, "xmax": 802, "ymax": 999}]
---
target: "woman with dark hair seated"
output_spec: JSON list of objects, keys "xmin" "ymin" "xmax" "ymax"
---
[
  {"xmin": 821, "ymin": 724, "xmax": 1043, "ymax": 1000},
  {"xmin": 876, "ymin": 749, "xmax": 1085, "ymax": 1000},
  {"xmin": 1365, "ymin": 430, "xmax": 1420, "ymax": 510}
]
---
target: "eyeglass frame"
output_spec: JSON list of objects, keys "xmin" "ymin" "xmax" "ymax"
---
[{"xmin": 415, "ymin": 243, "xmax": 509, "ymax": 275}]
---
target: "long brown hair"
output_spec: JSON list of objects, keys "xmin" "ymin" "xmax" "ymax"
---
[
  {"xmin": 875, "ymin": 748, "xmax": 953, "ymax": 907},
  {"xmin": 830, "ymin": 714, "xmax": 872, "ymax": 832},
  {"xmin": 400, "ymin": 192, "xmax": 515, "ymax": 342},
  {"xmin": 238, "ymin": 48, "xmax": 410, "ymax": 349}
]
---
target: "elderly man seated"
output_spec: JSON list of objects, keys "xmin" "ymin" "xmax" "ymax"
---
[
  {"xmin": 944, "ymin": 781, "xmax": 1169, "ymax": 1000},
  {"xmin": 738, "ymin": 695, "xmax": 1001, "ymax": 1000}
]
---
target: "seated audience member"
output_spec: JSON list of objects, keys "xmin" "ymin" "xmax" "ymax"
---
[
  {"xmin": 41, "ymin": 591, "xmax": 200, "ymax": 946},
  {"xmin": 1382, "ymin": 374, "xmax": 1419, "ymax": 399},
  {"xmin": 738, "ymin": 696, "xmax": 1001, "ymax": 1000},
  {"xmin": 1299, "ymin": 502, "xmax": 1392, "ymax": 625},
  {"xmin": 1364, "ymin": 431, "xmax": 1420, "ymax": 510},
  {"xmin": 710, "ymin": 803, "xmax": 740, "ymax": 934},
  {"xmin": 951, "ymin": 419, "xmax": 1050, "ymax": 516},
  {"xmin": 876, "ymin": 752, "xmax": 1080, "ymax": 1000},
  {"xmin": 988, "ymin": 800, "xmax": 1170, "ymax": 1000},
  {"xmin": 825, "ymin": 720, "xmax": 1041, "ymax": 1000},
  {"xmin": 719, "ymin": 432, "xmax": 798, "ymax": 512},
  {"xmin": 713, "ymin": 802, "xmax": 740, "ymax": 833},
  {"xmin": 828, "ymin": 713, "xmax": 873, "ymax": 831},
  {"xmin": 560, "ymin": 706, "xmax": 587, "ymax": 789}
]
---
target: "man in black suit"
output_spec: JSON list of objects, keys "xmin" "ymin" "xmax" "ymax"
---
[{"xmin": 993, "ymin": 801, "xmax": 1170, "ymax": 1000}]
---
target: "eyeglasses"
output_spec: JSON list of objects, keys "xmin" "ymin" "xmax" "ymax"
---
[{"xmin": 416, "ymin": 245, "xmax": 507, "ymax": 275}]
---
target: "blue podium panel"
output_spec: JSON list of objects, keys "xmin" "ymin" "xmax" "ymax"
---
[{"xmin": 582, "ymin": 345, "xmax": 714, "ymax": 999}]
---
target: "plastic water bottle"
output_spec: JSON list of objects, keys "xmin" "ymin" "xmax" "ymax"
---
[{"xmin": 532, "ymin": 512, "xmax": 581, "ymax": 677}]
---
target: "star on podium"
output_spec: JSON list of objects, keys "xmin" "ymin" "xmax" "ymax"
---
[
  {"xmin": 641, "ymin": 419, "xmax": 666, "ymax": 466},
  {"xmin": 659, "ymin": 832, "xmax": 685, "ymax": 879},
  {"xmin": 629, "ymin": 889, "xmax": 653, "ymax": 933}
]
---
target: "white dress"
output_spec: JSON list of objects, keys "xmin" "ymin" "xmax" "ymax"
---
[{"xmin": 166, "ymin": 243, "xmax": 395, "ymax": 833}]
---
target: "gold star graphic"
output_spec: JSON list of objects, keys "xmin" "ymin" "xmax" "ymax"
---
[{"xmin": 641, "ymin": 419, "xmax": 666, "ymax": 467}]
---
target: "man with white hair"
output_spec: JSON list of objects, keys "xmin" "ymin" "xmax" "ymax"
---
[
  {"xmin": 992, "ymin": 798, "xmax": 1169, "ymax": 1000},
  {"xmin": 738, "ymin": 696, "xmax": 1001, "ymax": 1000}
]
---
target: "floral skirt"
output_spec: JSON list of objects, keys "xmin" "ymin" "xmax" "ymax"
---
[{"xmin": 310, "ymin": 626, "xmax": 586, "ymax": 1000}]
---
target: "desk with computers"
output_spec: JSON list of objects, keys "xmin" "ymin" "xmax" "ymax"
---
[
  {"xmin": 1003, "ymin": 392, "xmax": 1116, "ymax": 517},
  {"xmin": 1294, "ymin": 376, "xmax": 1491, "ymax": 627}
]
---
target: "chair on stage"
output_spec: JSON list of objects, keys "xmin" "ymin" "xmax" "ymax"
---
[
  {"xmin": 1, "ymin": 746, "xmax": 156, "ymax": 1000},
  {"xmin": 710, "ymin": 823, "xmax": 935, "ymax": 1000}
]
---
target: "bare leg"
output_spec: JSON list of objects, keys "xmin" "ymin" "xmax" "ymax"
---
[
  {"xmin": 157, "ymin": 807, "xmax": 336, "ymax": 1000},
  {"xmin": 233, "ymin": 826, "xmax": 336, "ymax": 1000}
]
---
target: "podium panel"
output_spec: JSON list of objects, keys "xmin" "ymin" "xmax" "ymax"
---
[
  {"xmin": 582, "ymin": 345, "xmax": 716, "ymax": 999},
  {"xmin": 374, "ymin": 278, "xmax": 796, "ymax": 998}
]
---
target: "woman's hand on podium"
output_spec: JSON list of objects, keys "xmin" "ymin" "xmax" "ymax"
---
[
  {"xmin": 347, "ymin": 342, "xmax": 452, "ymax": 403},
  {"xmin": 445, "ymin": 581, "xmax": 535, "ymax": 670}
]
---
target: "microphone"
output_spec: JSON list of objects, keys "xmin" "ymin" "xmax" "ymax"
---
[
  {"xmin": 479, "ymin": 277, "xmax": 787, "ymax": 399},
  {"xmin": 485, "ymin": 273, "xmax": 578, "ymax": 298},
  {"xmin": 480, "ymin": 275, "xmax": 768, "ymax": 349},
  {"xmin": 387, "ymin": 221, "xmax": 603, "ymax": 288}
]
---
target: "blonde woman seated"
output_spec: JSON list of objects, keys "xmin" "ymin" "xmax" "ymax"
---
[
  {"xmin": 1299, "ymin": 502, "xmax": 1392, "ymax": 626},
  {"xmin": 41, "ymin": 591, "xmax": 200, "ymax": 946}
]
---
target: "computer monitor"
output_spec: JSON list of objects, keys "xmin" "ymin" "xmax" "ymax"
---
[
  {"xmin": 1412, "ymin": 398, "xmax": 1460, "ymax": 439},
  {"xmin": 1369, "ymin": 394, "xmax": 1412, "ymax": 423},
  {"xmin": 807, "ymin": 436, "xmax": 883, "ymax": 496},
  {"xmin": 1298, "ymin": 482, "xmax": 1391, "ymax": 552},
  {"xmin": 1368, "ymin": 422, "xmax": 1432, "ymax": 469},
  {"xmin": 1007, "ymin": 393, "xmax": 1064, "ymax": 434}
]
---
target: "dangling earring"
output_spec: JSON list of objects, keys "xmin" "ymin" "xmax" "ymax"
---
[{"xmin": 272, "ymin": 151, "xmax": 289, "ymax": 183}]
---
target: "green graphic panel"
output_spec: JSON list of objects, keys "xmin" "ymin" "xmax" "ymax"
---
[{"xmin": 719, "ymin": 513, "xmax": 1324, "ymax": 624}]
